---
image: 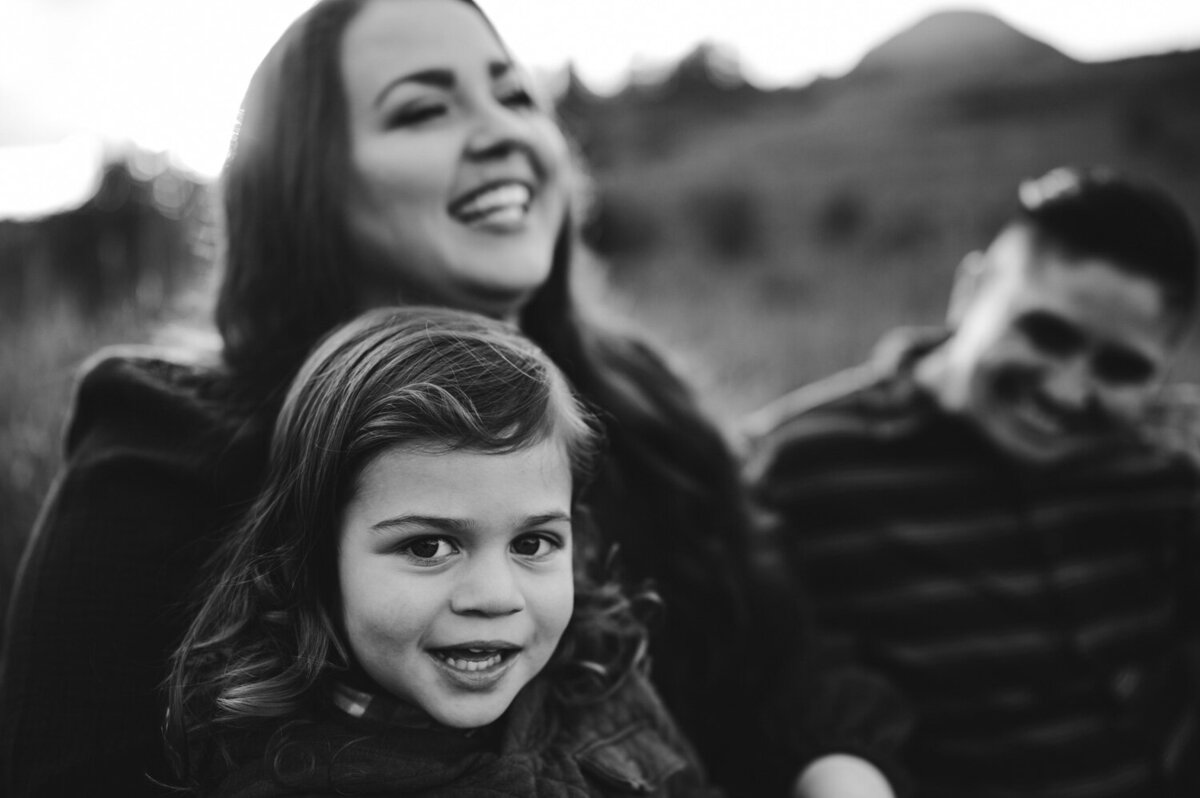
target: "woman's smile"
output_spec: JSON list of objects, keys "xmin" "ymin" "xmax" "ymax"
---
[
  {"xmin": 449, "ymin": 180, "xmax": 534, "ymax": 229},
  {"xmin": 340, "ymin": 0, "xmax": 569, "ymax": 317}
]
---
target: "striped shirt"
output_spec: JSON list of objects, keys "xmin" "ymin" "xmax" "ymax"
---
[{"xmin": 745, "ymin": 329, "xmax": 1200, "ymax": 798}]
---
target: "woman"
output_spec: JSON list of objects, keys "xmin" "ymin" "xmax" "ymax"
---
[{"xmin": 0, "ymin": 2, "xmax": 904, "ymax": 796}]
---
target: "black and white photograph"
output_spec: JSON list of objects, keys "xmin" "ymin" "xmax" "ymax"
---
[{"xmin": 2, "ymin": 1, "xmax": 1199, "ymax": 796}]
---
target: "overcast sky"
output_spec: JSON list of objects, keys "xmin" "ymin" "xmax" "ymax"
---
[{"xmin": 1, "ymin": 0, "xmax": 1197, "ymax": 184}]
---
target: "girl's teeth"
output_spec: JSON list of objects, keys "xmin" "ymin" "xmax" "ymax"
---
[{"xmin": 441, "ymin": 652, "xmax": 504, "ymax": 672}]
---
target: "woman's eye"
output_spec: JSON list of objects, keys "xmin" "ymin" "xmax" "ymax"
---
[
  {"xmin": 511, "ymin": 534, "xmax": 559, "ymax": 558},
  {"xmin": 499, "ymin": 87, "xmax": 535, "ymax": 109},
  {"xmin": 387, "ymin": 104, "xmax": 445, "ymax": 128},
  {"xmin": 401, "ymin": 537, "xmax": 457, "ymax": 562}
]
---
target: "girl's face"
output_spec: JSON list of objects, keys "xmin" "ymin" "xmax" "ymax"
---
[
  {"xmin": 340, "ymin": 0, "xmax": 570, "ymax": 319},
  {"xmin": 338, "ymin": 439, "xmax": 575, "ymax": 728}
]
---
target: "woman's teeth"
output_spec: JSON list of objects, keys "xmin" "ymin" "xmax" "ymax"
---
[{"xmin": 453, "ymin": 184, "xmax": 531, "ymax": 224}]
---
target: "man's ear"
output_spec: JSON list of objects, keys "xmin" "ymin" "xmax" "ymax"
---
[{"xmin": 947, "ymin": 250, "xmax": 988, "ymax": 329}]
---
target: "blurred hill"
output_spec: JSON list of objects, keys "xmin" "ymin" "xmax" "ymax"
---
[
  {"xmin": 0, "ymin": 151, "xmax": 212, "ymax": 320},
  {"xmin": 559, "ymin": 10, "xmax": 1200, "ymax": 419},
  {"xmin": 853, "ymin": 9, "xmax": 1074, "ymax": 80}
]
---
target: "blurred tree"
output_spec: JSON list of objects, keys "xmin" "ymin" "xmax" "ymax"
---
[
  {"xmin": 816, "ymin": 188, "xmax": 868, "ymax": 247},
  {"xmin": 686, "ymin": 182, "xmax": 765, "ymax": 261},
  {"xmin": 583, "ymin": 185, "xmax": 661, "ymax": 259}
]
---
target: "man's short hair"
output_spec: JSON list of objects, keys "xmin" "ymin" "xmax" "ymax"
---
[{"xmin": 1012, "ymin": 167, "xmax": 1199, "ymax": 321}]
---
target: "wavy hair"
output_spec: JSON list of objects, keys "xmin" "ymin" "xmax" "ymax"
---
[{"xmin": 167, "ymin": 306, "xmax": 653, "ymax": 787}]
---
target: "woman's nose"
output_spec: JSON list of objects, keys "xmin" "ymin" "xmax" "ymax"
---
[
  {"xmin": 464, "ymin": 101, "xmax": 535, "ymax": 162},
  {"xmin": 449, "ymin": 551, "xmax": 526, "ymax": 617}
]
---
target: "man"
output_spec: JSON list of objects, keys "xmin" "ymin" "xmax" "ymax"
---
[{"xmin": 745, "ymin": 167, "xmax": 1200, "ymax": 797}]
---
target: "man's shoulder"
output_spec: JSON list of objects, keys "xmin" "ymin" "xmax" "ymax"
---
[
  {"xmin": 742, "ymin": 359, "xmax": 929, "ymax": 459},
  {"xmin": 743, "ymin": 363, "xmax": 881, "ymax": 440},
  {"xmin": 742, "ymin": 328, "xmax": 952, "ymax": 470}
]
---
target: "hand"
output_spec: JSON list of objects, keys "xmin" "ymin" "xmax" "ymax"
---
[{"xmin": 793, "ymin": 754, "xmax": 895, "ymax": 798}]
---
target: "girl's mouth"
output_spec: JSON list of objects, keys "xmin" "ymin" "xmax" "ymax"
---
[{"xmin": 429, "ymin": 644, "xmax": 521, "ymax": 680}]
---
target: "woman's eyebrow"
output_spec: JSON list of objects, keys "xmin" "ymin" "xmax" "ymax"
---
[
  {"xmin": 373, "ymin": 61, "xmax": 517, "ymax": 108},
  {"xmin": 373, "ymin": 68, "xmax": 454, "ymax": 109}
]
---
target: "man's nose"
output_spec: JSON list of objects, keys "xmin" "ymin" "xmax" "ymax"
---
[{"xmin": 1042, "ymin": 356, "xmax": 1094, "ymax": 412}]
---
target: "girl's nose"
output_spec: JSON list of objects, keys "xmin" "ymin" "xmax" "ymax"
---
[{"xmin": 449, "ymin": 552, "xmax": 526, "ymax": 617}]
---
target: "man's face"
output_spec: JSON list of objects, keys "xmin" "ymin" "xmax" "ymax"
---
[{"xmin": 940, "ymin": 227, "xmax": 1180, "ymax": 466}]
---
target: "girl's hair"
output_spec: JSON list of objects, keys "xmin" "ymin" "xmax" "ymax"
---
[
  {"xmin": 167, "ymin": 306, "xmax": 648, "ymax": 785},
  {"xmin": 212, "ymin": 0, "xmax": 765, "ymax": 785}
]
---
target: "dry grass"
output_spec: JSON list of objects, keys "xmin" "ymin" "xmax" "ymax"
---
[{"xmin": 0, "ymin": 302, "xmax": 153, "ymax": 605}]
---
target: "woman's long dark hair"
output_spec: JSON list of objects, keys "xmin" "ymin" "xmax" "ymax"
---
[
  {"xmin": 215, "ymin": 0, "xmax": 368, "ymax": 393},
  {"xmin": 210, "ymin": 0, "xmax": 798, "ymax": 791}
]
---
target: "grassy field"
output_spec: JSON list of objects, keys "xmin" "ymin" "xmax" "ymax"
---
[{"xmin": 0, "ymin": 303, "xmax": 176, "ymax": 617}]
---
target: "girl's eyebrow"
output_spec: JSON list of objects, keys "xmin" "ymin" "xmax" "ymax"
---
[
  {"xmin": 369, "ymin": 511, "xmax": 571, "ymax": 533},
  {"xmin": 524, "ymin": 512, "xmax": 572, "ymax": 527},
  {"xmin": 370, "ymin": 514, "xmax": 471, "ymax": 533},
  {"xmin": 373, "ymin": 60, "xmax": 515, "ymax": 109}
]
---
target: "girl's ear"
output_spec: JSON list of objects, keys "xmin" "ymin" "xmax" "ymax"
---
[{"xmin": 947, "ymin": 250, "xmax": 989, "ymax": 329}]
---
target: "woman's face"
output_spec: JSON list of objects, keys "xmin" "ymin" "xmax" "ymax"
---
[{"xmin": 340, "ymin": 0, "xmax": 570, "ymax": 319}]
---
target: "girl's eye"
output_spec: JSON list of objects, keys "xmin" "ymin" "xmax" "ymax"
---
[
  {"xmin": 401, "ymin": 537, "xmax": 458, "ymax": 563},
  {"xmin": 511, "ymin": 534, "xmax": 560, "ymax": 559}
]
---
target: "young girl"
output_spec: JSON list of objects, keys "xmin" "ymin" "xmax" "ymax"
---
[{"xmin": 166, "ymin": 306, "xmax": 717, "ymax": 797}]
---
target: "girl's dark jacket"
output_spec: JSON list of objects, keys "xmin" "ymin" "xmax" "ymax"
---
[{"xmin": 213, "ymin": 672, "xmax": 719, "ymax": 798}]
